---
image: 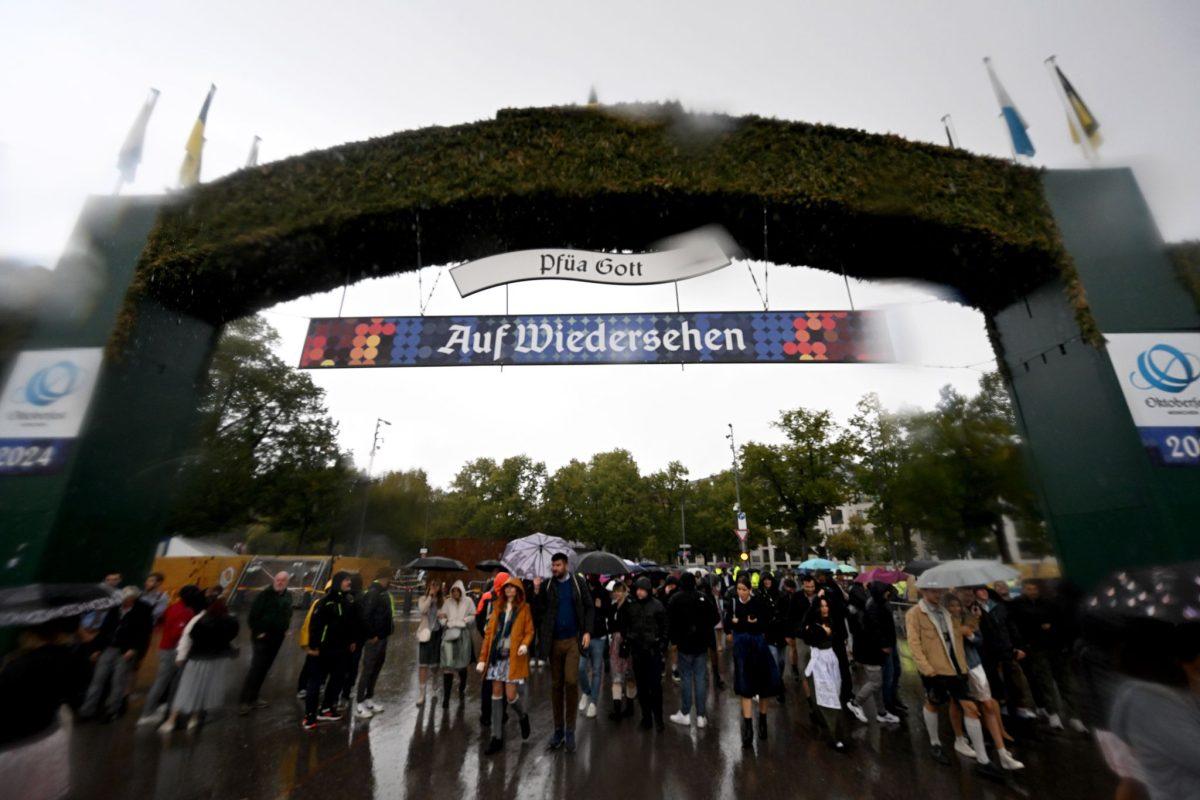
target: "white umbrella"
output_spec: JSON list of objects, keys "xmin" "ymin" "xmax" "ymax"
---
[
  {"xmin": 501, "ymin": 533, "xmax": 576, "ymax": 579},
  {"xmin": 916, "ymin": 559, "xmax": 1019, "ymax": 589}
]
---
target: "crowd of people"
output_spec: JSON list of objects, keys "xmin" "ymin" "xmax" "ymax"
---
[{"xmin": 5, "ymin": 555, "xmax": 1200, "ymax": 800}]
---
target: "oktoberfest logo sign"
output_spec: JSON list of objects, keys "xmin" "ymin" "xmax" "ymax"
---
[
  {"xmin": 1105, "ymin": 332, "xmax": 1200, "ymax": 467},
  {"xmin": 299, "ymin": 311, "xmax": 892, "ymax": 369}
]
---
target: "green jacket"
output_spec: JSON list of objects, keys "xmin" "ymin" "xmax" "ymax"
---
[{"xmin": 248, "ymin": 587, "xmax": 293, "ymax": 636}]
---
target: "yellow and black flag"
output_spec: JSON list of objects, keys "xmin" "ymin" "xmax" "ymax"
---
[
  {"xmin": 178, "ymin": 84, "xmax": 216, "ymax": 187},
  {"xmin": 1047, "ymin": 57, "xmax": 1101, "ymax": 152}
]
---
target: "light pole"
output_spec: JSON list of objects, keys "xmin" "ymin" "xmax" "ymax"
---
[
  {"xmin": 355, "ymin": 417, "xmax": 391, "ymax": 556},
  {"xmin": 726, "ymin": 423, "xmax": 748, "ymax": 561}
]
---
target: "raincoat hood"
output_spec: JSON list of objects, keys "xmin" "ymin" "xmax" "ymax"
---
[
  {"xmin": 329, "ymin": 571, "xmax": 351, "ymax": 597},
  {"xmin": 449, "ymin": 579, "xmax": 467, "ymax": 598},
  {"xmin": 868, "ymin": 580, "xmax": 891, "ymax": 602},
  {"xmin": 634, "ymin": 577, "xmax": 653, "ymax": 594},
  {"xmin": 476, "ymin": 571, "xmax": 511, "ymax": 614},
  {"xmin": 492, "ymin": 572, "xmax": 510, "ymax": 594},
  {"xmin": 497, "ymin": 575, "xmax": 526, "ymax": 606}
]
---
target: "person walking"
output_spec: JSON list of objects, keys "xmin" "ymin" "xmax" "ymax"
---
[
  {"xmin": 946, "ymin": 593, "xmax": 1023, "ymax": 770},
  {"xmin": 978, "ymin": 583, "xmax": 1035, "ymax": 719},
  {"xmin": 159, "ymin": 598, "xmax": 239, "ymax": 733},
  {"xmin": 239, "ymin": 571, "xmax": 293, "ymax": 715},
  {"xmin": 816, "ymin": 571, "xmax": 854, "ymax": 705},
  {"xmin": 478, "ymin": 576, "xmax": 534, "ymax": 755},
  {"xmin": 355, "ymin": 569, "xmax": 395, "ymax": 718},
  {"xmin": 789, "ymin": 575, "xmax": 820, "ymax": 723},
  {"xmin": 577, "ymin": 575, "xmax": 610, "ymax": 720},
  {"xmin": 477, "ymin": 572, "xmax": 510, "ymax": 728},
  {"xmin": 606, "ymin": 581, "xmax": 638, "ymax": 721},
  {"xmin": 416, "ymin": 580, "xmax": 444, "ymax": 707},
  {"xmin": 137, "ymin": 585, "xmax": 204, "ymax": 725},
  {"xmin": 301, "ymin": 571, "xmax": 356, "ymax": 730},
  {"xmin": 439, "ymin": 579, "xmax": 475, "ymax": 709},
  {"xmin": 906, "ymin": 586, "xmax": 1000, "ymax": 775},
  {"xmin": 668, "ymin": 572, "xmax": 717, "ymax": 729},
  {"xmin": 1011, "ymin": 579, "xmax": 1083, "ymax": 731},
  {"xmin": 758, "ymin": 572, "xmax": 788, "ymax": 703},
  {"xmin": 339, "ymin": 573, "xmax": 369, "ymax": 711},
  {"xmin": 700, "ymin": 578, "xmax": 725, "ymax": 690},
  {"xmin": 626, "ymin": 576, "xmax": 668, "ymax": 732},
  {"xmin": 846, "ymin": 581, "xmax": 901, "ymax": 726},
  {"xmin": 541, "ymin": 553, "xmax": 594, "ymax": 753},
  {"xmin": 802, "ymin": 596, "xmax": 850, "ymax": 752},
  {"xmin": 80, "ymin": 586, "xmax": 153, "ymax": 722},
  {"xmin": 727, "ymin": 577, "xmax": 782, "ymax": 749},
  {"xmin": 139, "ymin": 572, "xmax": 169, "ymax": 625}
]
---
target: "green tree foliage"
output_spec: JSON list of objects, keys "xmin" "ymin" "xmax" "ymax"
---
[
  {"xmin": 848, "ymin": 393, "xmax": 916, "ymax": 562},
  {"xmin": 168, "ymin": 316, "xmax": 355, "ymax": 547},
  {"xmin": 362, "ymin": 469, "xmax": 440, "ymax": 555},
  {"xmin": 740, "ymin": 408, "xmax": 860, "ymax": 558},
  {"xmin": 683, "ymin": 471, "xmax": 743, "ymax": 561},
  {"xmin": 440, "ymin": 455, "xmax": 547, "ymax": 540},
  {"xmin": 893, "ymin": 373, "xmax": 1041, "ymax": 560},
  {"xmin": 543, "ymin": 450, "xmax": 652, "ymax": 556}
]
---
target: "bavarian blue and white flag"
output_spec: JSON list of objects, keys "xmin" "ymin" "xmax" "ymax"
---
[
  {"xmin": 984, "ymin": 57, "xmax": 1035, "ymax": 157},
  {"xmin": 116, "ymin": 88, "xmax": 160, "ymax": 185}
]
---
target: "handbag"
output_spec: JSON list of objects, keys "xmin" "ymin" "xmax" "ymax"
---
[
  {"xmin": 417, "ymin": 627, "xmax": 431, "ymax": 643},
  {"xmin": 443, "ymin": 626, "xmax": 461, "ymax": 642}
]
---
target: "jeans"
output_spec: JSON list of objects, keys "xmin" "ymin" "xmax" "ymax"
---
[
  {"xmin": 356, "ymin": 638, "xmax": 389, "ymax": 702},
  {"xmin": 631, "ymin": 647, "xmax": 664, "ymax": 724},
  {"xmin": 549, "ymin": 638, "xmax": 581, "ymax": 730},
  {"xmin": 767, "ymin": 644, "xmax": 787, "ymax": 687},
  {"xmin": 305, "ymin": 650, "xmax": 348, "ymax": 721},
  {"xmin": 854, "ymin": 663, "xmax": 883, "ymax": 718},
  {"xmin": 677, "ymin": 651, "xmax": 708, "ymax": 717},
  {"xmin": 240, "ymin": 633, "xmax": 284, "ymax": 705},
  {"xmin": 81, "ymin": 647, "xmax": 135, "ymax": 718},
  {"xmin": 881, "ymin": 651, "xmax": 898, "ymax": 712},
  {"xmin": 140, "ymin": 649, "xmax": 179, "ymax": 718},
  {"xmin": 578, "ymin": 636, "xmax": 606, "ymax": 703}
]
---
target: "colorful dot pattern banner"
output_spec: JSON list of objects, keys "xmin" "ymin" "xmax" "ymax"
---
[{"xmin": 298, "ymin": 311, "xmax": 893, "ymax": 369}]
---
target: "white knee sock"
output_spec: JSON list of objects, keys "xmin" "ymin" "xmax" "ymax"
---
[
  {"xmin": 923, "ymin": 707, "xmax": 941, "ymax": 747},
  {"xmin": 964, "ymin": 716, "xmax": 989, "ymax": 764},
  {"xmin": 612, "ymin": 684, "xmax": 624, "ymax": 700}
]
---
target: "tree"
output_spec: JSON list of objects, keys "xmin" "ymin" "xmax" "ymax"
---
[
  {"xmin": 893, "ymin": 373, "xmax": 1041, "ymax": 560},
  {"xmin": 168, "ymin": 316, "xmax": 355, "ymax": 545},
  {"xmin": 362, "ymin": 468, "xmax": 438, "ymax": 556},
  {"xmin": 644, "ymin": 461, "xmax": 691, "ymax": 560},
  {"xmin": 848, "ymin": 393, "xmax": 916, "ymax": 562},
  {"xmin": 740, "ymin": 408, "xmax": 860, "ymax": 557},
  {"xmin": 542, "ymin": 450, "xmax": 652, "ymax": 556},
  {"xmin": 679, "ymin": 470, "xmax": 742, "ymax": 562},
  {"xmin": 825, "ymin": 514, "xmax": 882, "ymax": 562},
  {"xmin": 441, "ymin": 455, "xmax": 547, "ymax": 540}
]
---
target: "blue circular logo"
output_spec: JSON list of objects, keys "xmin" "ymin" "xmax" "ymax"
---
[
  {"xmin": 23, "ymin": 361, "xmax": 81, "ymax": 406},
  {"xmin": 1130, "ymin": 343, "xmax": 1200, "ymax": 394}
]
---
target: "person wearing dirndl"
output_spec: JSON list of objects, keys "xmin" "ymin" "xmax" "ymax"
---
[
  {"xmin": 477, "ymin": 576, "xmax": 534, "ymax": 755},
  {"xmin": 416, "ymin": 581, "xmax": 444, "ymax": 707},
  {"xmin": 438, "ymin": 580, "xmax": 475, "ymax": 708},
  {"xmin": 606, "ymin": 581, "xmax": 637, "ymax": 720},
  {"xmin": 802, "ymin": 595, "xmax": 849, "ymax": 752},
  {"xmin": 159, "ymin": 598, "xmax": 239, "ymax": 733},
  {"xmin": 726, "ymin": 578, "xmax": 782, "ymax": 749}
]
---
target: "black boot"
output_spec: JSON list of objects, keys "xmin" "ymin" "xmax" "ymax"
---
[
  {"xmin": 623, "ymin": 698, "xmax": 636, "ymax": 718},
  {"xmin": 758, "ymin": 712, "xmax": 768, "ymax": 740},
  {"xmin": 484, "ymin": 737, "xmax": 503, "ymax": 755},
  {"xmin": 442, "ymin": 674, "xmax": 452, "ymax": 709},
  {"xmin": 741, "ymin": 717, "xmax": 754, "ymax": 748},
  {"xmin": 609, "ymin": 697, "xmax": 624, "ymax": 721}
]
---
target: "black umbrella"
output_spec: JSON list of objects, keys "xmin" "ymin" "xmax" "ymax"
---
[
  {"xmin": 1085, "ymin": 561, "xmax": 1200, "ymax": 624},
  {"xmin": 0, "ymin": 583, "xmax": 121, "ymax": 627},
  {"xmin": 638, "ymin": 560, "xmax": 667, "ymax": 575},
  {"xmin": 475, "ymin": 559, "xmax": 509, "ymax": 573},
  {"xmin": 406, "ymin": 556, "xmax": 467, "ymax": 572},
  {"xmin": 902, "ymin": 560, "xmax": 940, "ymax": 577},
  {"xmin": 576, "ymin": 551, "xmax": 630, "ymax": 575}
]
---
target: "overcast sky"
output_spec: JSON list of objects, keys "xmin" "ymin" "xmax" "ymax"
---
[{"xmin": 3, "ymin": 1, "xmax": 1198, "ymax": 487}]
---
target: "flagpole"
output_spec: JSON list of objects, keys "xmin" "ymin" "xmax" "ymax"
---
[
  {"xmin": 1045, "ymin": 55, "xmax": 1097, "ymax": 164},
  {"xmin": 941, "ymin": 114, "xmax": 959, "ymax": 149}
]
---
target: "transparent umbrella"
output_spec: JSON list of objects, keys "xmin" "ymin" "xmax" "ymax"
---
[{"xmin": 501, "ymin": 533, "xmax": 576, "ymax": 579}]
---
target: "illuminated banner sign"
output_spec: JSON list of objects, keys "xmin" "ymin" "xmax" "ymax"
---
[
  {"xmin": 300, "ymin": 311, "xmax": 892, "ymax": 369},
  {"xmin": 0, "ymin": 347, "xmax": 104, "ymax": 475},
  {"xmin": 1105, "ymin": 332, "xmax": 1200, "ymax": 467}
]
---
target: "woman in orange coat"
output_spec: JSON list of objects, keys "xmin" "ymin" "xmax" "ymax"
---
[{"xmin": 477, "ymin": 576, "xmax": 534, "ymax": 755}]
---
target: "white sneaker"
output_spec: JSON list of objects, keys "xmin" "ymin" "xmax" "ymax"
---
[
  {"xmin": 137, "ymin": 713, "xmax": 161, "ymax": 726},
  {"xmin": 355, "ymin": 703, "xmax": 374, "ymax": 719},
  {"xmin": 846, "ymin": 700, "xmax": 868, "ymax": 723},
  {"xmin": 1048, "ymin": 713, "xmax": 1064, "ymax": 730},
  {"xmin": 579, "ymin": 694, "xmax": 590, "ymax": 712},
  {"xmin": 587, "ymin": 703, "xmax": 597, "ymax": 719},
  {"xmin": 696, "ymin": 716, "xmax": 707, "ymax": 729},
  {"xmin": 1016, "ymin": 707, "xmax": 1036, "ymax": 720},
  {"xmin": 1069, "ymin": 718, "xmax": 1087, "ymax": 734},
  {"xmin": 157, "ymin": 719, "xmax": 174, "ymax": 735},
  {"xmin": 876, "ymin": 711, "xmax": 900, "ymax": 724},
  {"xmin": 367, "ymin": 700, "xmax": 385, "ymax": 712},
  {"xmin": 669, "ymin": 711, "xmax": 690, "ymax": 726},
  {"xmin": 954, "ymin": 736, "xmax": 977, "ymax": 758},
  {"xmin": 998, "ymin": 749, "xmax": 1025, "ymax": 770},
  {"xmin": 186, "ymin": 715, "xmax": 201, "ymax": 732}
]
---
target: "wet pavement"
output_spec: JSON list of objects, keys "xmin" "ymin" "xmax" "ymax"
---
[{"xmin": 70, "ymin": 617, "xmax": 1115, "ymax": 800}]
